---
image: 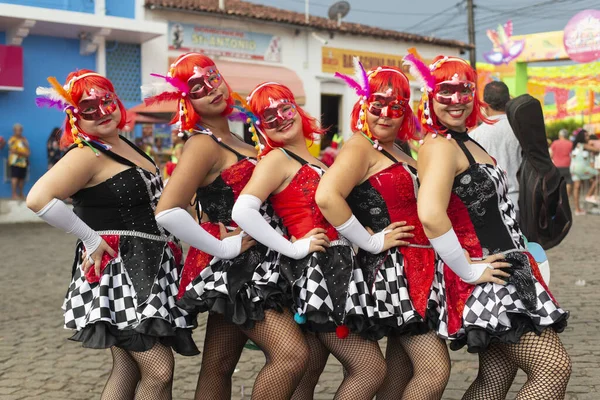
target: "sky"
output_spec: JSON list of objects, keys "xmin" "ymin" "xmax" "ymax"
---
[{"xmin": 245, "ymin": 0, "xmax": 599, "ymax": 65}]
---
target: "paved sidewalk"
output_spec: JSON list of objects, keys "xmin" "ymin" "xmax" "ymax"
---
[{"xmin": 0, "ymin": 217, "xmax": 598, "ymax": 399}]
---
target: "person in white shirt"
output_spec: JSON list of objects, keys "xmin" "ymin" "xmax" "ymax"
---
[{"xmin": 470, "ymin": 81, "xmax": 522, "ymax": 214}]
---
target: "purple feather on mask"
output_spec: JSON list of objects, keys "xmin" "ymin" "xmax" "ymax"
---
[
  {"xmin": 150, "ymin": 73, "xmax": 189, "ymax": 94},
  {"xmin": 354, "ymin": 58, "xmax": 370, "ymax": 98},
  {"xmin": 35, "ymin": 97, "xmax": 68, "ymax": 110}
]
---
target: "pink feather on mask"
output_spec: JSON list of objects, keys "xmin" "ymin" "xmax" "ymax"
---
[
  {"xmin": 144, "ymin": 91, "xmax": 181, "ymax": 106},
  {"xmin": 403, "ymin": 53, "xmax": 436, "ymax": 91},
  {"xmin": 150, "ymin": 73, "xmax": 188, "ymax": 94},
  {"xmin": 334, "ymin": 72, "xmax": 364, "ymax": 96},
  {"xmin": 35, "ymin": 97, "xmax": 68, "ymax": 110}
]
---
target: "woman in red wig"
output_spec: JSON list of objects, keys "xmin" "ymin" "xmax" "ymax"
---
[
  {"xmin": 148, "ymin": 53, "xmax": 309, "ymax": 400},
  {"xmin": 232, "ymin": 81, "xmax": 396, "ymax": 399},
  {"xmin": 27, "ymin": 70, "xmax": 197, "ymax": 399},
  {"xmin": 411, "ymin": 54, "xmax": 571, "ymax": 399},
  {"xmin": 316, "ymin": 63, "xmax": 454, "ymax": 399}
]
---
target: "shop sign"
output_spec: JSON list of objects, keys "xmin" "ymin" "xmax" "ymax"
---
[
  {"xmin": 168, "ymin": 22, "xmax": 281, "ymax": 62},
  {"xmin": 322, "ymin": 47, "xmax": 431, "ymax": 81},
  {"xmin": 564, "ymin": 10, "xmax": 600, "ymax": 63}
]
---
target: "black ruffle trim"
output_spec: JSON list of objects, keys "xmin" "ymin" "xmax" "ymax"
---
[
  {"xmin": 177, "ymin": 257, "xmax": 292, "ymax": 330},
  {"xmin": 69, "ymin": 319, "xmax": 199, "ymax": 356},
  {"xmin": 444, "ymin": 312, "xmax": 569, "ymax": 353}
]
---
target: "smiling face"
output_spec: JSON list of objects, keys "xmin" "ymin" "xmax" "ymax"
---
[
  {"xmin": 365, "ymin": 89, "xmax": 406, "ymax": 142},
  {"xmin": 188, "ymin": 74, "xmax": 230, "ymax": 117},
  {"xmin": 75, "ymin": 88, "xmax": 121, "ymax": 137},
  {"xmin": 431, "ymin": 74, "xmax": 475, "ymax": 132},
  {"xmin": 259, "ymin": 99, "xmax": 302, "ymax": 144}
]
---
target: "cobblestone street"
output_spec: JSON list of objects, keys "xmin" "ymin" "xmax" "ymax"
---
[{"xmin": 1, "ymin": 217, "xmax": 598, "ymax": 399}]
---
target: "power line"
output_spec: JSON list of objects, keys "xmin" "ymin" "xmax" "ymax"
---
[{"xmin": 403, "ymin": 1, "xmax": 466, "ymax": 32}]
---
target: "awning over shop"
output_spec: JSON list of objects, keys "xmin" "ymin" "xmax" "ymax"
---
[{"xmin": 129, "ymin": 60, "xmax": 306, "ymax": 119}]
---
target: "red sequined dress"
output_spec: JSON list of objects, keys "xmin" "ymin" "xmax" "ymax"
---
[
  {"xmin": 429, "ymin": 131, "xmax": 568, "ymax": 353},
  {"xmin": 62, "ymin": 137, "xmax": 198, "ymax": 356},
  {"xmin": 346, "ymin": 146, "xmax": 435, "ymax": 339},
  {"xmin": 176, "ymin": 132, "xmax": 288, "ymax": 329},
  {"xmin": 269, "ymin": 150, "xmax": 365, "ymax": 333}
]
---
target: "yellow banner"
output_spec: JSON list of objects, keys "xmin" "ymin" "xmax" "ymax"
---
[
  {"xmin": 322, "ymin": 47, "xmax": 431, "ymax": 80},
  {"xmin": 513, "ymin": 31, "xmax": 568, "ymax": 63}
]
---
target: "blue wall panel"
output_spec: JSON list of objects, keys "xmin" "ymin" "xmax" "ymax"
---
[
  {"xmin": 0, "ymin": 35, "xmax": 95, "ymax": 198},
  {"xmin": 106, "ymin": 0, "xmax": 135, "ymax": 18},
  {"xmin": 0, "ymin": 31, "xmax": 5, "ymax": 44},
  {"xmin": 0, "ymin": 0, "xmax": 94, "ymax": 13}
]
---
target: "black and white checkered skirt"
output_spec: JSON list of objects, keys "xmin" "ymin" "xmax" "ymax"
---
[
  {"xmin": 278, "ymin": 239, "xmax": 355, "ymax": 332},
  {"xmin": 177, "ymin": 243, "xmax": 289, "ymax": 329},
  {"xmin": 345, "ymin": 246, "xmax": 433, "ymax": 340},
  {"xmin": 428, "ymin": 250, "xmax": 569, "ymax": 353},
  {"xmin": 62, "ymin": 233, "xmax": 198, "ymax": 355}
]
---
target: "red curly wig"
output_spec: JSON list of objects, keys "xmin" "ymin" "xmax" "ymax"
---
[
  {"xmin": 169, "ymin": 53, "xmax": 234, "ymax": 131},
  {"xmin": 350, "ymin": 66, "xmax": 416, "ymax": 142},
  {"xmin": 59, "ymin": 70, "xmax": 128, "ymax": 148},
  {"xmin": 418, "ymin": 55, "xmax": 492, "ymax": 134},
  {"xmin": 247, "ymin": 82, "xmax": 326, "ymax": 156}
]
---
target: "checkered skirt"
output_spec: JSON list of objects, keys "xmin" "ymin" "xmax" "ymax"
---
[
  {"xmin": 345, "ymin": 246, "xmax": 433, "ymax": 340},
  {"xmin": 177, "ymin": 244, "xmax": 287, "ymax": 328},
  {"xmin": 63, "ymin": 236, "xmax": 198, "ymax": 355},
  {"xmin": 278, "ymin": 239, "xmax": 356, "ymax": 331},
  {"xmin": 428, "ymin": 250, "xmax": 569, "ymax": 353}
]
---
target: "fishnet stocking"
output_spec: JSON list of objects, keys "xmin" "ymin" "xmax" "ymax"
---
[
  {"xmin": 379, "ymin": 331, "xmax": 450, "ymax": 400},
  {"xmin": 129, "ymin": 343, "xmax": 174, "ymax": 400},
  {"xmin": 502, "ymin": 329, "xmax": 571, "ymax": 399},
  {"xmin": 462, "ymin": 344, "xmax": 517, "ymax": 400},
  {"xmin": 242, "ymin": 309, "xmax": 309, "ymax": 400},
  {"xmin": 101, "ymin": 346, "xmax": 140, "ymax": 400},
  {"xmin": 463, "ymin": 330, "xmax": 571, "ymax": 400},
  {"xmin": 317, "ymin": 332, "xmax": 386, "ymax": 400},
  {"xmin": 291, "ymin": 333, "xmax": 330, "ymax": 400},
  {"xmin": 195, "ymin": 314, "xmax": 247, "ymax": 400},
  {"xmin": 377, "ymin": 336, "xmax": 412, "ymax": 400}
]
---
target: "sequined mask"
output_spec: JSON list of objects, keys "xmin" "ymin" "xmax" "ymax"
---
[
  {"xmin": 261, "ymin": 99, "xmax": 297, "ymax": 130},
  {"xmin": 187, "ymin": 65, "xmax": 223, "ymax": 99},
  {"xmin": 367, "ymin": 93, "xmax": 408, "ymax": 119},
  {"xmin": 78, "ymin": 91, "xmax": 118, "ymax": 121}
]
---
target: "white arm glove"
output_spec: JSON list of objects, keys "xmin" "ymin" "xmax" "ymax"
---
[
  {"xmin": 335, "ymin": 214, "xmax": 387, "ymax": 254},
  {"xmin": 36, "ymin": 198, "xmax": 102, "ymax": 255},
  {"xmin": 156, "ymin": 207, "xmax": 242, "ymax": 259},
  {"xmin": 232, "ymin": 194, "xmax": 311, "ymax": 260},
  {"xmin": 429, "ymin": 228, "xmax": 491, "ymax": 284}
]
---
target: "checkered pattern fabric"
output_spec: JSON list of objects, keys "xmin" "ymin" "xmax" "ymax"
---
[
  {"xmin": 429, "ymin": 256, "xmax": 568, "ymax": 341},
  {"xmin": 346, "ymin": 248, "xmax": 423, "ymax": 329},
  {"xmin": 481, "ymin": 164, "xmax": 526, "ymax": 249},
  {"xmin": 138, "ymin": 167, "xmax": 169, "ymax": 236},
  {"xmin": 292, "ymin": 255, "xmax": 334, "ymax": 318},
  {"xmin": 179, "ymin": 201, "xmax": 290, "ymax": 320},
  {"xmin": 63, "ymin": 242, "xmax": 194, "ymax": 332},
  {"xmin": 428, "ymin": 258, "xmax": 459, "ymax": 340}
]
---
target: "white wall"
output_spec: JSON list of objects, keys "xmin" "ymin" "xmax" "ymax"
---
[{"xmin": 142, "ymin": 9, "xmax": 462, "ymax": 139}]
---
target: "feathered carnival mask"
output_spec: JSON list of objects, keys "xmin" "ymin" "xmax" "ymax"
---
[
  {"xmin": 402, "ymin": 49, "xmax": 475, "ymax": 140},
  {"xmin": 141, "ymin": 54, "xmax": 262, "ymax": 149},
  {"xmin": 334, "ymin": 57, "xmax": 410, "ymax": 150},
  {"xmin": 35, "ymin": 73, "xmax": 114, "ymax": 155}
]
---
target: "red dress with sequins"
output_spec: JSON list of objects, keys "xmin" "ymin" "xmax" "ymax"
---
[
  {"xmin": 176, "ymin": 133, "xmax": 288, "ymax": 329},
  {"xmin": 268, "ymin": 151, "xmax": 361, "ymax": 333},
  {"xmin": 429, "ymin": 133, "xmax": 568, "ymax": 353},
  {"xmin": 347, "ymin": 161, "xmax": 435, "ymax": 339}
]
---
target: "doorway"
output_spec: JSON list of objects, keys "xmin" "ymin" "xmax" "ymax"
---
[{"xmin": 320, "ymin": 94, "xmax": 342, "ymax": 150}]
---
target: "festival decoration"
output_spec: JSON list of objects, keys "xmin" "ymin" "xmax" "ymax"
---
[
  {"xmin": 564, "ymin": 10, "xmax": 600, "ymax": 63},
  {"xmin": 483, "ymin": 20, "xmax": 526, "ymax": 65}
]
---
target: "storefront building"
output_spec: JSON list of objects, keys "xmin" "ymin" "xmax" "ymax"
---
[{"xmin": 0, "ymin": 0, "xmax": 469, "ymax": 198}]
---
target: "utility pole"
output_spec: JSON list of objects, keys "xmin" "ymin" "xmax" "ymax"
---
[{"xmin": 467, "ymin": 0, "xmax": 476, "ymax": 67}]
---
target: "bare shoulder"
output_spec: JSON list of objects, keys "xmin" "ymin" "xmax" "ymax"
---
[
  {"xmin": 256, "ymin": 148, "xmax": 291, "ymax": 169},
  {"xmin": 337, "ymin": 133, "xmax": 371, "ymax": 159},
  {"xmin": 60, "ymin": 145, "xmax": 103, "ymax": 169},
  {"xmin": 184, "ymin": 133, "xmax": 220, "ymax": 152}
]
